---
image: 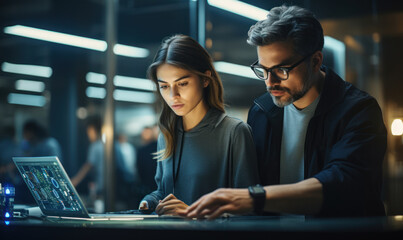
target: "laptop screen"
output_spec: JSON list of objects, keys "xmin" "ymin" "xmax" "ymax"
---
[{"xmin": 13, "ymin": 156, "xmax": 90, "ymax": 218}]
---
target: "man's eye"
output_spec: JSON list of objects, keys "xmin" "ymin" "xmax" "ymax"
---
[{"xmin": 275, "ymin": 68, "xmax": 288, "ymax": 76}]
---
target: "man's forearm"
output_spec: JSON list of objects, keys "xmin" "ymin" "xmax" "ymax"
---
[{"xmin": 263, "ymin": 178, "xmax": 323, "ymax": 215}]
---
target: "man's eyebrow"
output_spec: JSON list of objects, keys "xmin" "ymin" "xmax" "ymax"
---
[
  {"xmin": 157, "ymin": 75, "xmax": 190, "ymax": 83},
  {"xmin": 259, "ymin": 58, "xmax": 295, "ymax": 69}
]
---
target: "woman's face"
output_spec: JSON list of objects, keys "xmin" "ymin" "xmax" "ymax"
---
[{"xmin": 156, "ymin": 64, "xmax": 209, "ymax": 118}]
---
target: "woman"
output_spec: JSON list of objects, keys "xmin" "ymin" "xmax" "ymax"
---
[{"xmin": 139, "ymin": 34, "xmax": 259, "ymax": 216}]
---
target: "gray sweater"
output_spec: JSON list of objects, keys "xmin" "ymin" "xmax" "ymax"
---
[{"xmin": 142, "ymin": 108, "xmax": 259, "ymax": 210}]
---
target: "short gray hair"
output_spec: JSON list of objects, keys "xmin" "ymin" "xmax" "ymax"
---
[{"xmin": 247, "ymin": 5, "xmax": 324, "ymax": 56}]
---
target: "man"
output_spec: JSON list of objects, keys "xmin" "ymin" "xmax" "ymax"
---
[
  {"xmin": 21, "ymin": 119, "xmax": 63, "ymax": 161},
  {"xmin": 71, "ymin": 116, "xmax": 124, "ymax": 201},
  {"xmin": 183, "ymin": 5, "xmax": 386, "ymax": 219}
]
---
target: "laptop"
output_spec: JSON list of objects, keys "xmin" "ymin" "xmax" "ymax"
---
[{"xmin": 12, "ymin": 156, "xmax": 159, "ymax": 221}]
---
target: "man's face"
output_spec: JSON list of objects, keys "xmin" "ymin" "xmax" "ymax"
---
[
  {"xmin": 86, "ymin": 126, "xmax": 98, "ymax": 143},
  {"xmin": 257, "ymin": 41, "xmax": 314, "ymax": 108}
]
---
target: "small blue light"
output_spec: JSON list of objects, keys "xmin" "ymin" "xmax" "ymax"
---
[
  {"xmin": 5, "ymin": 188, "xmax": 11, "ymax": 195},
  {"xmin": 5, "ymin": 221, "xmax": 10, "ymax": 225},
  {"xmin": 5, "ymin": 212, "xmax": 10, "ymax": 218}
]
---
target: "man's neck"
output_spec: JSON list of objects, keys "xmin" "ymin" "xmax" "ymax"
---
[{"xmin": 293, "ymin": 70, "xmax": 325, "ymax": 110}]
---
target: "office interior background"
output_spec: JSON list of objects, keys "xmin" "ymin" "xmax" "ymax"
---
[{"xmin": 1, "ymin": 0, "xmax": 403, "ymax": 214}]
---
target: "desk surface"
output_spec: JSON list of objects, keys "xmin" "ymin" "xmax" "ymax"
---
[{"xmin": 2, "ymin": 215, "xmax": 403, "ymax": 239}]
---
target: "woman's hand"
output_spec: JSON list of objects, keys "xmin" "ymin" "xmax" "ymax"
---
[
  {"xmin": 139, "ymin": 200, "xmax": 149, "ymax": 210},
  {"xmin": 155, "ymin": 194, "xmax": 188, "ymax": 216}
]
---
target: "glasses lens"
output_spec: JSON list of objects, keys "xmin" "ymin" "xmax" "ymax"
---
[
  {"xmin": 252, "ymin": 67, "xmax": 267, "ymax": 80},
  {"xmin": 272, "ymin": 68, "xmax": 288, "ymax": 80}
]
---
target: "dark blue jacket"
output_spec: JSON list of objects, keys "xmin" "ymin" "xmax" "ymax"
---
[{"xmin": 247, "ymin": 66, "xmax": 387, "ymax": 217}]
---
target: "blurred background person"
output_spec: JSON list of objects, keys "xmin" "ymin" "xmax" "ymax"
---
[
  {"xmin": 117, "ymin": 133, "xmax": 138, "ymax": 183},
  {"xmin": 0, "ymin": 125, "xmax": 31, "ymax": 204},
  {"xmin": 71, "ymin": 116, "xmax": 124, "ymax": 212},
  {"xmin": 0, "ymin": 125, "xmax": 22, "ymax": 186},
  {"xmin": 21, "ymin": 119, "xmax": 63, "ymax": 161},
  {"xmin": 116, "ymin": 133, "xmax": 138, "ymax": 209},
  {"xmin": 135, "ymin": 125, "xmax": 159, "ymax": 202}
]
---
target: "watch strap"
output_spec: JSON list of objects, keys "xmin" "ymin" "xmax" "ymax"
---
[{"xmin": 248, "ymin": 184, "xmax": 266, "ymax": 215}]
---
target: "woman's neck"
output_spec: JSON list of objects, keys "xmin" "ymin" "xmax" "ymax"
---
[{"xmin": 182, "ymin": 100, "xmax": 209, "ymax": 132}]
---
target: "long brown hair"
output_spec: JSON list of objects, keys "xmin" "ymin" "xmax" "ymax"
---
[{"xmin": 147, "ymin": 34, "xmax": 224, "ymax": 160}]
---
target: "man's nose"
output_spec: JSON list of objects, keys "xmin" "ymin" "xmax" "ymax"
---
[{"xmin": 265, "ymin": 72, "xmax": 281, "ymax": 87}]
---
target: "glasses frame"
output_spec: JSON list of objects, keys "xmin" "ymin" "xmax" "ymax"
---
[{"xmin": 250, "ymin": 54, "xmax": 313, "ymax": 81}]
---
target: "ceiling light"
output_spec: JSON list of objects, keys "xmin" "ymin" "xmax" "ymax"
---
[
  {"xmin": 86, "ymin": 72, "xmax": 107, "ymax": 85},
  {"xmin": 214, "ymin": 61, "xmax": 257, "ymax": 79},
  {"xmin": 4, "ymin": 25, "xmax": 107, "ymax": 51},
  {"xmin": 2, "ymin": 62, "xmax": 52, "ymax": 78},
  {"xmin": 113, "ymin": 89, "xmax": 155, "ymax": 104},
  {"xmin": 86, "ymin": 87, "xmax": 106, "ymax": 99},
  {"xmin": 7, "ymin": 93, "xmax": 46, "ymax": 107},
  {"xmin": 207, "ymin": 0, "xmax": 268, "ymax": 21},
  {"xmin": 113, "ymin": 44, "xmax": 149, "ymax": 58},
  {"xmin": 114, "ymin": 75, "xmax": 155, "ymax": 91},
  {"xmin": 4, "ymin": 25, "xmax": 149, "ymax": 58},
  {"xmin": 15, "ymin": 79, "xmax": 45, "ymax": 92}
]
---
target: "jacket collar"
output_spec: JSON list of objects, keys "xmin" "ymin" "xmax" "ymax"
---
[{"xmin": 254, "ymin": 65, "xmax": 350, "ymax": 117}]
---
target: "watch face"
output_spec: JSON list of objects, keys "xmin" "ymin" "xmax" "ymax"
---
[{"xmin": 252, "ymin": 186, "xmax": 265, "ymax": 195}]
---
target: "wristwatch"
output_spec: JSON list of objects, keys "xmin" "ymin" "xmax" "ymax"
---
[{"xmin": 248, "ymin": 184, "xmax": 266, "ymax": 215}]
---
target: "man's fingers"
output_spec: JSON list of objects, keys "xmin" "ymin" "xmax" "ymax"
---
[
  {"xmin": 157, "ymin": 201, "xmax": 187, "ymax": 215},
  {"xmin": 161, "ymin": 193, "xmax": 176, "ymax": 203},
  {"xmin": 156, "ymin": 194, "xmax": 176, "ymax": 212},
  {"xmin": 156, "ymin": 199, "xmax": 187, "ymax": 215},
  {"xmin": 196, "ymin": 192, "xmax": 228, "ymax": 215}
]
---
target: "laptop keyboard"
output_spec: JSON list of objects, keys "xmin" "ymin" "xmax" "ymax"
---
[{"xmin": 106, "ymin": 209, "xmax": 155, "ymax": 215}]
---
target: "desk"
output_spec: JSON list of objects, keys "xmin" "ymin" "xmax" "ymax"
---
[{"xmin": 1, "ymin": 215, "xmax": 403, "ymax": 239}]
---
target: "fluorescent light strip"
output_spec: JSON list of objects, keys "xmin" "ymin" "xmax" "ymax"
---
[
  {"xmin": 7, "ymin": 93, "xmax": 46, "ymax": 107},
  {"xmin": 214, "ymin": 61, "xmax": 257, "ymax": 79},
  {"xmin": 113, "ymin": 89, "xmax": 155, "ymax": 104},
  {"xmin": 4, "ymin": 25, "xmax": 107, "ymax": 51},
  {"xmin": 4, "ymin": 25, "xmax": 149, "ymax": 58},
  {"xmin": 15, "ymin": 79, "xmax": 45, "ymax": 92},
  {"xmin": 86, "ymin": 87, "xmax": 106, "ymax": 99},
  {"xmin": 114, "ymin": 75, "xmax": 155, "ymax": 91},
  {"xmin": 2, "ymin": 62, "xmax": 52, "ymax": 78},
  {"xmin": 86, "ymin": 72, "xmax": 107, "ymax": 85},
  {"xmin": 208, "ymin": 0, "xmax": 269, "ymax": 21},
  {"xmin": 113, "ymin": 44, "xmax": 149, "ymax": 58}
]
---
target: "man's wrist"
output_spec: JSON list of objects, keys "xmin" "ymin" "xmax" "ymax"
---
[{"xmin": 248, "ymin": 184, "xmax": 266, "ymax": 215}]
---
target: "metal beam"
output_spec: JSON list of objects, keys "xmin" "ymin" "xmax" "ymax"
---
[{"xmin": 104, "ymin": 0, "xmax": 117, "ymax": 212}]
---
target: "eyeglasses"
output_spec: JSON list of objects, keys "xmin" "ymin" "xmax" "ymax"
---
[{"xmin": 250, "ymin": 54, "xmax": 312, "ymax": 81}]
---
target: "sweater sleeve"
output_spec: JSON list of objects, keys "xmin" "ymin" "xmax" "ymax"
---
[
  {"xmin": 313, "ymin": 98, "xmax": 387, "ymax": 216},
  {"xmin": 140, "ymin": 134, "xmax": 166, "ymax": 210},
  {"xmin": 231, "ymin": 122, "xmax": 260, "ymax": 188}
]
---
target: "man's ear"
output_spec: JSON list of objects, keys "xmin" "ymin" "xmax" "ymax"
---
[{"xmin": 312, "ymin": 51, "xmax": 323, "ymax": 72}]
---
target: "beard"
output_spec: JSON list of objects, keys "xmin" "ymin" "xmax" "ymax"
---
[{"xmin": 268, "ymin": 71, "xmax": 316, "ymax": 108}]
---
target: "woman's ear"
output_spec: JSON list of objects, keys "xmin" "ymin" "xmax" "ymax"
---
[{"xmin": 203, "ymin": 70, "xmax": 211, "ymax": 88}]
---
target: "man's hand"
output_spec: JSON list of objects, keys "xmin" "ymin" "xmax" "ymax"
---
[
  {"xmin": 155, "ymin": 194, "xmax": 188, "ymax": 216},
  {"xmin": 182, "ymin": 188, "xmax": 253, "ymax": 220}
]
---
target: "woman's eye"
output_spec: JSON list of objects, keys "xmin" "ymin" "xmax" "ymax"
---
[
  {"xmin": 159, "ymin": 85, "xmax": 168, "ymax": 90},
  {"xmin": 178, "ymin": 82, "xmax": 188, "ymax": 87}
]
